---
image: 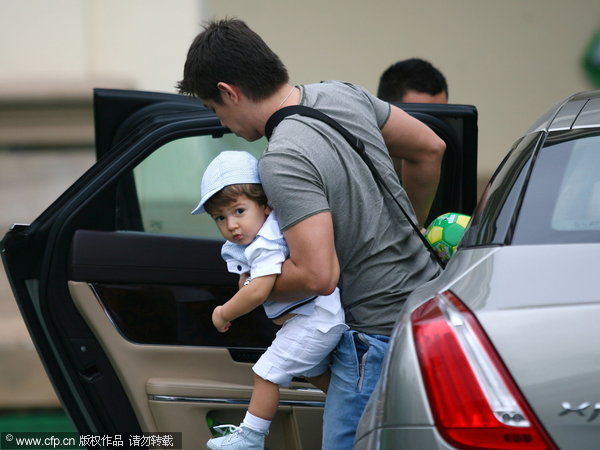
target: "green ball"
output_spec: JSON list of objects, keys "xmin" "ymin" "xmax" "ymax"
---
[{"xmin": 425, "ymin": 212, "xmax": 471, "ymax": 262}]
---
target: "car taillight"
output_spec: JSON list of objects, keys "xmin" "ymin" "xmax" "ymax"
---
[{"xmin": 411, "ymin": 291, "xmax": 557, "ymax": 450}]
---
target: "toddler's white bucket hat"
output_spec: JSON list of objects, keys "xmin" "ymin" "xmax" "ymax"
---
[{"xmin": 191, "ymin": 150, "xmax": 260, "ymax": 215}]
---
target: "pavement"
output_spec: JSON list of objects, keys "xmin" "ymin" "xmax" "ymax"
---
[{"xmin": 0, "ymin": 148, "xmax": 95, "ymax": 409}]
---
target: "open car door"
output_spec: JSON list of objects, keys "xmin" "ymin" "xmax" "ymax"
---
[{"xmin": 1, "ymin": 89, "xmax": 477, "ymax": 449}]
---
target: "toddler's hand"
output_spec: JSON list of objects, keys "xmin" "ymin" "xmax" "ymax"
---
[{"xmin": 212, "ymin": 306, "xmax": 231, "ymax": 333}]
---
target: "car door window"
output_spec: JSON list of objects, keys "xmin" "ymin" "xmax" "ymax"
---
[
  {"xmin": 129, "ymin": 134, "xmax": 266, "ymax": 237},
  {"xmin": 75, "ymin": 131, "xmax": 279, "ymax": 349}
]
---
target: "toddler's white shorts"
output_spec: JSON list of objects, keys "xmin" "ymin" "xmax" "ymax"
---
[{"xmin": 252, "ymin": 303, "xmax": 348, "ymax": 386}]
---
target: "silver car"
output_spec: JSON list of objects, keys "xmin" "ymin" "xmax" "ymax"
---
[{"xmin": 355, "ymin": 90, "xmax": 600, "ymax": 450}]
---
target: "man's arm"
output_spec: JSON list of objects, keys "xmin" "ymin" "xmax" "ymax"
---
[
  {"xmin": 270, "ymin": 212, "xmax": 340, "ymax": 301},
  {"xmin": 382, "ymin": 104, "xmax": 446, "ymax": 226},
  {"xmin": 212, "ymin": 274, "xmax": 277, "ymax": 332}
]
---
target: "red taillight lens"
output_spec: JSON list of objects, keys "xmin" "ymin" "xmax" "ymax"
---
[{"xmin": 412, "ymin": 291, "xmax": 557, "ymax": 449}]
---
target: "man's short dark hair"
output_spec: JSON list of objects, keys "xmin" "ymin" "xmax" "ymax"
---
[
  {"xmin": 177, "ymin": 18, "xmax": 289, "ymax": 103},
  {"xmin": 377, "ymin": 58, "xmax": 448, "ymax": 102}
]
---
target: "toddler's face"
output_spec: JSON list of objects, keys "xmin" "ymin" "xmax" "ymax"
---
[{"xmin": 210, "ymin": 195, "xmax": 270, "ymax": 245}]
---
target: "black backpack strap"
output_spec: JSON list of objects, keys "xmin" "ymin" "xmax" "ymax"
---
[
  {"xmin": 265, "ymin": 105, "xmax": 445, "ymax": 269},
  {"xmin": 266, "ymin": 105, "xmax": 365, "ymax": 155}
]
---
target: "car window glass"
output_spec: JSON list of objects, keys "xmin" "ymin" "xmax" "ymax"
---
[
  {"xmin": 461, "ymin": 132, "xmax": 542, "ymax": 246},
  {"xmin": 552, "ymin": 135, "xmax": 600, "ymax": 230},
  {"xmin": 130, "ymin": 134, "xmax": 266, "ymax": 237},
  {"xmin": 513, "ymin": 131, "xmax": 600, "ymax": 244},
  {"xmin": 105, "ymin": 133, "xmax": 278, "ymax": 350}
]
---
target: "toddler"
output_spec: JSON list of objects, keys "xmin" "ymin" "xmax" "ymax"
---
[{"xmin": 192, "ymin": 151, "xmax": 347, "ymax": 450}]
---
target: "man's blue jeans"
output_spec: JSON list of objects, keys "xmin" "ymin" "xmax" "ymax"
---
[{"xmin": 322, "ymin": 330, "xmax": 389, "ymax": 449}]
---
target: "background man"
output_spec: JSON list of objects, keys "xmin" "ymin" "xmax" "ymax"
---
[{"xmin": 377, "ymin": 57, "xmax": 448, "ymax": 104}]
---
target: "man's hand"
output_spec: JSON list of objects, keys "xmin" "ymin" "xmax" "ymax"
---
[{"xmin": 212, "ymin": 306, "xmax": 231, "ymax": 333}]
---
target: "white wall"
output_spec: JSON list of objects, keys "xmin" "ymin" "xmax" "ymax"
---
[
  {"xmin": 86, "ymin": 0, "xmax": 205, "ymax": 91},
  {"xmin": 0, "ymin": 0, "xmax": 203, "ymax": 91},
  {"xmin": 1, "ymin": 0, "xmax": 599, "ymax": 177},
  {"xmin": 1, "ymin": 1, "xmax": 89, "ymax": 80}
]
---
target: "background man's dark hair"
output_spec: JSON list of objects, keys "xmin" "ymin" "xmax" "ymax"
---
[
  {"xmin": 177, "ymin": 18, "xmax": 289, "ymax": 103},
  {"xmin": 377, "ymin": 58, "xmax": 448, "ymax": 102}
]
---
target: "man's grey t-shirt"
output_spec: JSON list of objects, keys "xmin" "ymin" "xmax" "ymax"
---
[{"xmin": 259, "ymin": 81, "xmax": 440, "ymax": 335}]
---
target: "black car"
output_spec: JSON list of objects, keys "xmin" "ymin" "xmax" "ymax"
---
[{"xmin": 1, "ymin": 88, "xmax": 477, "ymax": 449}]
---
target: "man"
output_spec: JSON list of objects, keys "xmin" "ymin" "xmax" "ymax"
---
[
  {"xmin": 378, "ymin": 58, "xmax": 448, "ymax": 104},
  {"xmin": 178, "ymin": 19, "xmax": 445, "ymax": 449},
  {"xmin": 378, "ymin": 58, "xmax": 448, "ymax": 178}
]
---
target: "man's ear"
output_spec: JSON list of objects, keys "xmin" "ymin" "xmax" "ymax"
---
[{"xmin": 216, "ymin": 82, "xmax": 241, "ymax": 104}]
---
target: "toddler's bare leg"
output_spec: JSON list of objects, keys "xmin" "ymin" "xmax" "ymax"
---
[
  {"xmin": 307, "ymin": 369, "xmax": 331, "ymax": 393},
  {"xmin": 248, "ymin": 374, "xmax": 280, "ymax": 420}
]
